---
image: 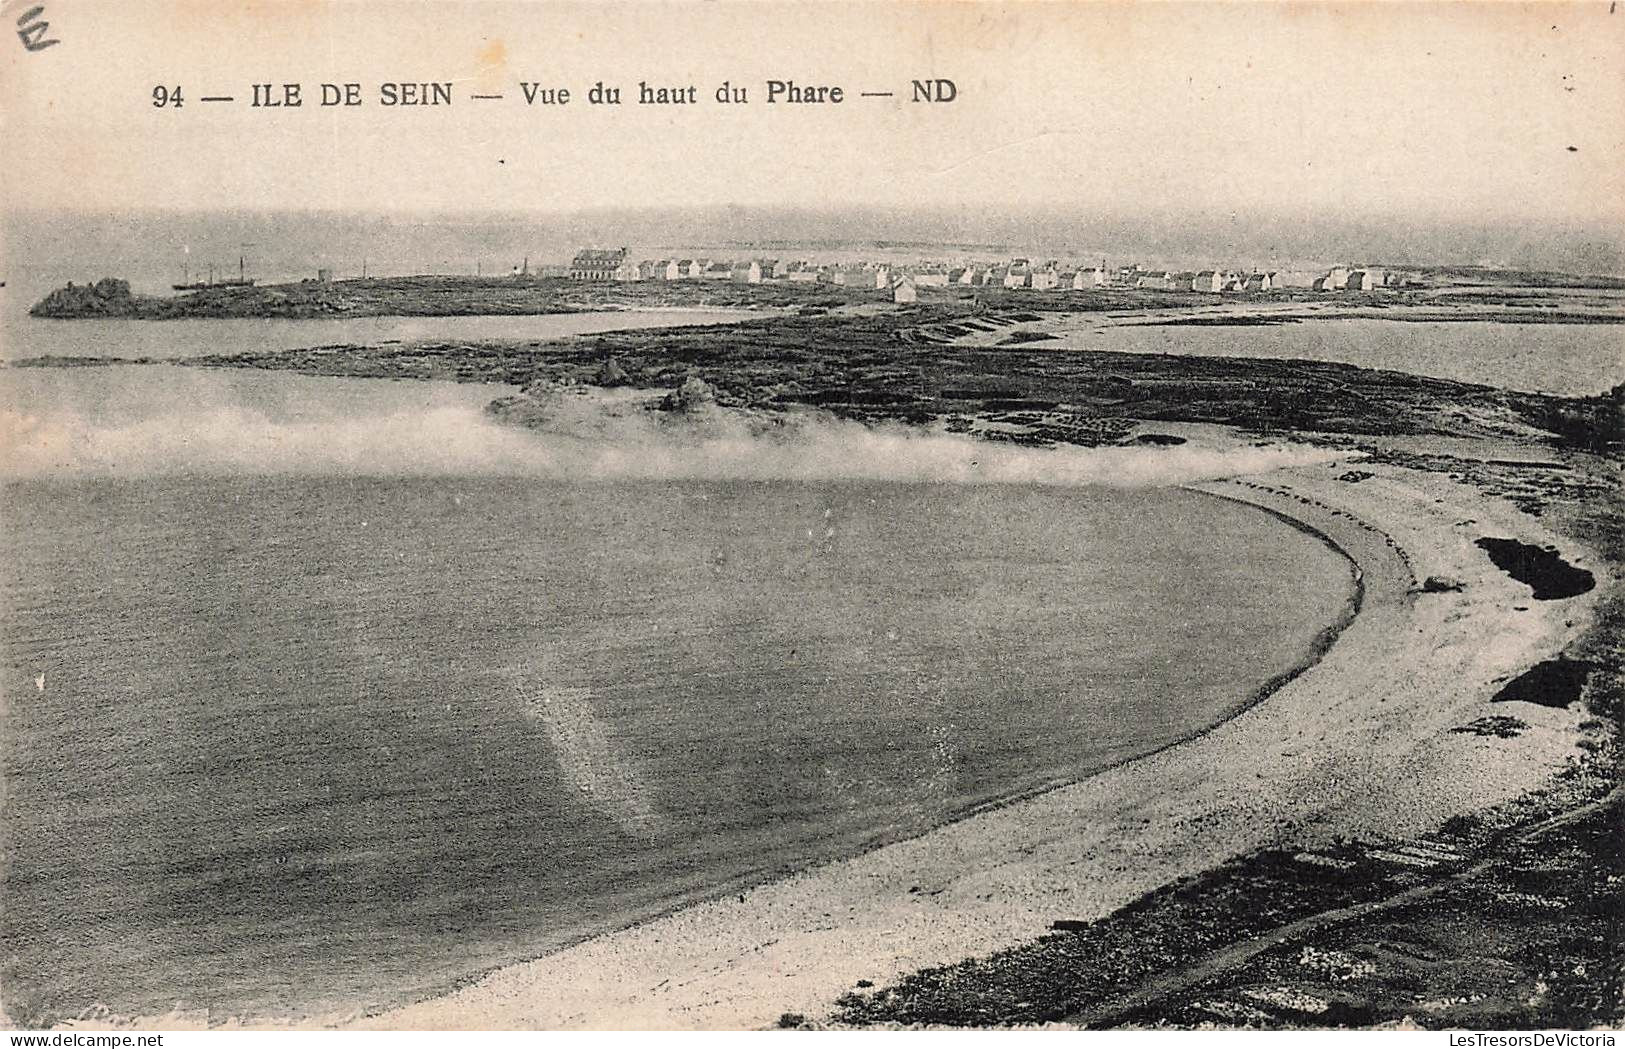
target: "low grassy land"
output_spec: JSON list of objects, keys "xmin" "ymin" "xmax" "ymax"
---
[
  {"xmin": 18, "ymin": 301, "xmax": 1619, "ymax": 451},
  {"xmin": 27, "ymin": 271, "xmax": 1625, "ymax": 324},
  {"xmin": 25, "ymin": 275, "xmax": 871, "ymax": 320},
  {"xmin": 70, "ymin": 305, "xmax": 1604, "ymax": 454}
]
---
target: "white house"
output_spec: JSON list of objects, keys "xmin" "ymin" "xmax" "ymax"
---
[
  {"xmin": 912, "ymin": 266, "xmax": 950, "ymax": 287},
  {"xmin": 1073, "ymin": 267, "xmax": 1107, "ymax": 289},
  {"xmin": 783, "ymin": 262, "xmax": 820, "ymax": 283},
  {"xmin": 1030, "ymin": 263, "xmax": 1060, "ymax": 291},
  {"xmin": 892, "ymin": 276, "xmax": 918, "ymax": 303},
  {"xmin": 1003, "ymin": 260, "xmax": 1032, "ymax": 289},
  {"xmin": 1191, "ymin": 270, "xmax": 1224, "ymax": 293},
  {"xmin": 834, "ymin": 266, "xmax": 887, "ymax": 290},
  {"xmin": 702, "ymin": 261, "xmax": 733, "ymax": 280}
]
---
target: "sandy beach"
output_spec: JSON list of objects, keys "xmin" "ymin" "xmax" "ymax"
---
[{"xmin": 363, "ymin": 443, "xmax": 1605, "ymax": 1030}]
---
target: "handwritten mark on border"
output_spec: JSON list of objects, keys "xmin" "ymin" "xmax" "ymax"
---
[{"xmin": 17, "ymin": 5, "xmax": 60, "ymax": 52}]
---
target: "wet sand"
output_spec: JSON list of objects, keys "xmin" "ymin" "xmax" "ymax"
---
[{"xmin": 364, "ymin": 446, "xmax": 1603, "ymax": 1030}]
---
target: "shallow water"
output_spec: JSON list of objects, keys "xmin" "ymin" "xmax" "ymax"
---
[{"xmin": 1082, "ymin": 318, "xmax": 1622, "ymax": 397}]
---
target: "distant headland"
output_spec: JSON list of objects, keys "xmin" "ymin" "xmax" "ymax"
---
[{"xmin": 26, "ymin": 251, "xmax": 1625, "ymax": 323}]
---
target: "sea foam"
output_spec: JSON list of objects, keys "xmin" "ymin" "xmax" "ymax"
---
[{"xmin": 1, "ymin": 390, "xmax": 1333, "ymax": 486}]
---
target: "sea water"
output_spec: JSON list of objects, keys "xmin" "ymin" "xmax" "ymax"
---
[
  {"xmin": 0, "ymin": 369, "xmax": 1356, "ymax": 1024},
  {"xmin": 1085, "ymin": 317, "xmax": 1623, "ymax": 397}
]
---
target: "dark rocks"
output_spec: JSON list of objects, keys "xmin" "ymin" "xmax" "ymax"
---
[
  {"xmin": 1451, "ymin": 715, "xmax": 1528, "ymax": 738},
  {"xmin": 1491, "ymin": 658, "xmax": 1595, "ymax": 709},
  {"xmin": 30, "ymin": 278, "xmax": 138, "ymax": 318},
  {"xmin": 1474, "ymin": 537, "xmax": 1595, "ymax": 599}
]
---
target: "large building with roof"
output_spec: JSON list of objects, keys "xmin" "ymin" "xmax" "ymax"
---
[{"xmin": 569, "ymin": 248, "xmax": 631, "ymax": 281}]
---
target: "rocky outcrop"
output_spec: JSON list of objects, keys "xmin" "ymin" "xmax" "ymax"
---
[
  {"xmin": 483, "ymin": 394, "xmax": 551, "ymax": 429},
  {"xmin": 30, "ymin": 278, "xmax": 139, "ymax": 318},
  {"xmin": 594, "ymin": 358, "xmax": 631, "ymax": 387},
  {"xmin": 659, "ymin": 377, "xmax": 718, "ymax": 414}
]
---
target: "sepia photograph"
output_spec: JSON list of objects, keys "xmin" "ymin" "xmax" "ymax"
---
[{"xmin": 1, "ymin": 0, "xmax": 1621, "ymax": 1035}]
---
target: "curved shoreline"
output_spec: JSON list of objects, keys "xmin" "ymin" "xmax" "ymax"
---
[
  {"xmin": 55, "ymin": 453, "xmax": 1596, "ymax": 1032},
  {"xmin": 368, "ymin": 458, "xmax": 1576, "ymax": 1031},
  {"xmin": 335, "ymin": 486, "xmax": 1368, "ymax": 1028},
  {"xmin": 937, "ymin": 485, "xmax": 1366, "ymax": 831},
  {"xmin": 41, "ymin": 477, "xmax": 1368, "ymax": 1032}
]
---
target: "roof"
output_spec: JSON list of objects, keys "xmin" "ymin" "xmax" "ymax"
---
[{"xmin": 571, "ymin": 248, "xmax": 628, "ymax": 264}]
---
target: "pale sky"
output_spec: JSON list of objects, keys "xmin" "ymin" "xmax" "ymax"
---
[{"xmin": 3, "ymin": 1, "xmax": 1623, "ymax": 236}]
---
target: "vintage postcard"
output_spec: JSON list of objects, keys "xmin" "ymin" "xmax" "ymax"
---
[{"xmin": 1, "ymin": 0, "xmax": 1622, "ymax": 1035}]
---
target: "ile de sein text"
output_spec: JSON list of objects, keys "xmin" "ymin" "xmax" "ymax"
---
[{"xmin": 147, "ymin": 79, "xmax": 958, "ymax": 108}]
